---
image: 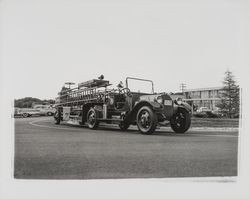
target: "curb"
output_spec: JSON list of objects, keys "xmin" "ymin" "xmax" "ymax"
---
[
  {"xmin": 28, "ymin": 117, "xmax": 239, "ymax": 132},
  {"xmin": 97, "ymin": 124, "xmax": 239, "ymax": 132},
  {"xmin": 158, "ymin": 127, "xmax": 239, "ymax": 132}
]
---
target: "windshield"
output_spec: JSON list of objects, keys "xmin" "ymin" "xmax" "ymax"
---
[{"xmin": 126, "ymin": 77, "xmax": 154, "ymax": 94}]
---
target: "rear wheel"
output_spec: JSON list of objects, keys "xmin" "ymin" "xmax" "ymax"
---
[
  {"xmin": 54, "ymin": 110, "xmax": 61, "ymax": 125},
  {"xmin": 136, "ymin": 106, "xmax": 157, "ymax": 135},
  {"xmin": 87, "ymin": 108, "xmax": 99, "ymax": 129},
  {"xmin": 119, "ymin": 114, "xmax": 130, "ymax": 130},
  {"xmin": 119, "ymin": 122, "xmax": 130, "ymax": 130},
  {"xmin": 170, "ymin": 108, "xmax": 191, "ymax": 133}
]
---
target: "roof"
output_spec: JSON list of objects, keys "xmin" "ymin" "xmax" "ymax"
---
[{"xmin": 184, "ymin": 86, "xmax": 223, "ymax": 92}]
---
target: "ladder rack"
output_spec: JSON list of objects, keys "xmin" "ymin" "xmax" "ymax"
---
[
  {"xmin": 55, "ymin": 78, "xmax": 115, "ymax": 107},
  {"xmin": 56, "ymin": 86, "xmax": 106, "ymax": 107}
]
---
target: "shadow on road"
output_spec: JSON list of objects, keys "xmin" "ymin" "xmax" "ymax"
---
[{"xmin": 59, "ymin": 122, "xmax": 185, "ymax": 137}]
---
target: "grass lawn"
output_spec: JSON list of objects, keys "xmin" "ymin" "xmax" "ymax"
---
[{"xmin": 191, "ymin": 117, "xmax": 239, "ymax": 128}]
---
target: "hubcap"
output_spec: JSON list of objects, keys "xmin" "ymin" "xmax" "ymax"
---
[
  {"xmin": 88, "ymin": 111, "xmax": 96, "ymax": 125},
  {"xmin": 175, "ymin": 113, "xmax": 185, "ymax": 128},
  {"xmin": 138, "ymin": 110, "xmax": 151, "ymax": 129}
]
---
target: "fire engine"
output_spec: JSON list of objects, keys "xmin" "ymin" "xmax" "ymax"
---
[{"xmin": 54, "ymin": 76, "xmax": 191, "ymax": 134}]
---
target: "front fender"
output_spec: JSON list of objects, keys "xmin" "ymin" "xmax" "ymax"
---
[
  {"xmin": 124, "ymin": 100, "xmax": 162, "ymax": 123},
  {"xmin": 134, "ymin": 100, "xmax": 162, "ymax": 111},
  {"xmin": 179, "ymin": 102, "xmax": 192, "ymax": 113}
]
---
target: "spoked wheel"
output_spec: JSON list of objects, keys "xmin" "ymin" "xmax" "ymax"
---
[
  {"xmin": 87, "ymin": 108, "xmax": 99, "ymax": 129},
  {"xmin": 22, "ymin": 113, "xmax": 29, "ymax": 118},
  {"xmin": 136, "ymin": 106, "xmax": 157, "ymax": 135},
  {"xmin": 54, "ymin": 110, "xmax": 61, "ymax": 125},
  {"xmin": 170, "ymin": 108, "xmax": 191, "ymax": 133}
]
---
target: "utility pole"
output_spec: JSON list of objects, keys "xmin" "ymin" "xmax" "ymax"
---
[
  {"xmin": 180, "ymin": 83, "xmax": 193, "ymax": 113},
  {"xmin": 180, "ymin": 83, "xmax": 186, "ymax": 93}
]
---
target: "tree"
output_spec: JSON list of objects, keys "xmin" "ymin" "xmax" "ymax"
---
[
  {"xmin": 217, "ymin": 70, "xmax": 240, "ymax": 118},
  {"xmin": 14, "ymin": 97, "xmax": 55, "ymax": 108}
]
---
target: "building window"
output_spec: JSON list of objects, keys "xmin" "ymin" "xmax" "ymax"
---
[
  {"xmin": 192, "ymin": 91, "xmax": 201, "ymax": 98},
  {"xmin": 201, "ymin": 91, "xmax": 209, "ymax": 98}
]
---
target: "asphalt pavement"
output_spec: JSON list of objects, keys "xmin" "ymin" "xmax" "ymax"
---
[{"xmin": 14, "ymin": 117, "xmax": 238, "ymax": 179}]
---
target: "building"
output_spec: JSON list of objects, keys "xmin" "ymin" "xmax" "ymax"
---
[{"xmin": 182, "ymin": 87, "xmax": 223, "ymax": 110}]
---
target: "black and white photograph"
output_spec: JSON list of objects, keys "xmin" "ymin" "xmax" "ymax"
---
[{"xmin": 0, "ymin": 0, "xmax": 250, "ymax": 199}]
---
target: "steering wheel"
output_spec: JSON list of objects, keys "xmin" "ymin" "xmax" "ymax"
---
[{"xmin": 120, "ymin": 88, "xmax": 131, "ymax": 97}]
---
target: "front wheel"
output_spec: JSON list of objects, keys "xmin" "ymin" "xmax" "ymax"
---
[
  {"xmin": 136, "ymin": 106, "xmax": 157, "ymax": 135},
  {"xmin": 87, "ymin": 108, "xmax": 99, "ymax": 129},
  {"xmin": 170, "ymin": 108, "xmax": 191, "ymax": 133}
]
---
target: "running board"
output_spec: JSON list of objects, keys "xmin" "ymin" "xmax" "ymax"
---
[
  {"xmin": 98, "ymin": 118, "xmax": 123, "ymax": 122},
  {"xmin": 158, "ymin": 121, "xmax": 170, "ymax": 126}
]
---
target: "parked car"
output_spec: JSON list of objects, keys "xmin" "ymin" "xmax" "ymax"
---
[
  {"xmin": 196, "ymin": 107, "xmax": 211, "ymax": 113},
  {"xmin": 212, "ymin": 108, "xmax": 224, "ymax": 117},
  {"xmin": 33, "ymin": 104, "xmax": 56, "ymax": 116},
  {"xmin": 14, "ymin": 108, "xmax": 41, "ymax": 118},
  {"xmin": 193, "ymin": 110, "xmax": 221, "ymax": 118}
]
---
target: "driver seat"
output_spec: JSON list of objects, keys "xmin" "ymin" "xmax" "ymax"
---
[{"xmin": 114, "ymin": 94, "xmax": 126, "ymax": 109}]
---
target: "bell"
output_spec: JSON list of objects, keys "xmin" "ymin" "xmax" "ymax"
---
[{"xmin": 98, "ymin": 75, "xmax": 104, "ymax": 80}]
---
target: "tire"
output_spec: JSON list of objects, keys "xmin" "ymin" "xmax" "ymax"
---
[
  {"xmin": 22, "ymin": 113, "xmax": 29, "ymax": 118},
  {"xmin": 87, "ymin": 108, "xmax": 99, "ymax": 129},
  {"xmin": 54, "ymin": 110, "xmax": 61, "ymax": 125},
  {"xmin": 119, "ymin": 122, "xmax": 130, "ymax": 130},
  {"xmin": 170, "ymin": 108, "xmax": 191, "ymax": 133},
  {"xmin": 136, "ymin": 106, "xmax": 157, "ymax": 135},
  {"xmin": 119, "ymin": 114, "xmax": 130, "ymax": 130}
]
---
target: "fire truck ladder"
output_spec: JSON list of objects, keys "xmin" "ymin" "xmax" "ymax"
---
[
  {"xmin": 55, "ymin": 79, "xmax": 111, "ymax": 108},
  {"xmin": 56, "ymin": 86, "xmax": 104, "ymax": 107}
]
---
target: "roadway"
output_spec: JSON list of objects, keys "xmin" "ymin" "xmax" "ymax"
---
[{"xmin": 14, "ymin": 117, "xmax": 238, "ymax": 179}]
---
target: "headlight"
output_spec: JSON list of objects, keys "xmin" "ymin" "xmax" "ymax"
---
[
  {"xmin": 176, "ymin": 97, "xmax": 183, "ymax": 105},
  {"xmin": 156, "ymin": 96, "xmax": 163, "ymax": 104}
]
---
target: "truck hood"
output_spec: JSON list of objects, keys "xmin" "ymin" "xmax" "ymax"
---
[{"xmin": 139, "ymin": 94, "xmax": 161, "ymax": 101}]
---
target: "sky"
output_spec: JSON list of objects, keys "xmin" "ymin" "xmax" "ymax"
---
[
  {"xmin": 1, "ymin": 1, "xmax": 250, "ymax": 198},
  {"xmin": 1, "ymin": 0, "xmax": 249, "ymax": 100}
]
